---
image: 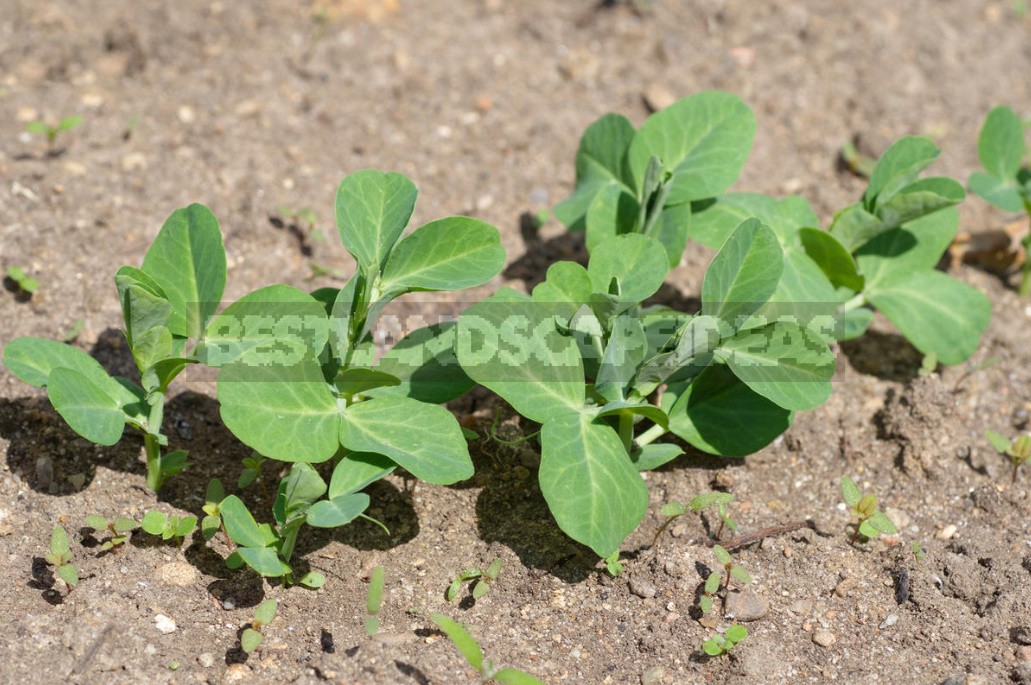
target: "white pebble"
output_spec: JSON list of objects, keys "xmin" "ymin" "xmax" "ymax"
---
[{"xmin": 154, "ymin": 614, "xmax": 177, "ymax": 634}]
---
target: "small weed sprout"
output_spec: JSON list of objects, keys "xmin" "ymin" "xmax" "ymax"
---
[
  {"xmin": 6, "ymin": 266, "xmax": 39, "ymax": 296},
  {"xmin": 430, "ymin": 613, "xmax": 545, "ymax": 684},
  {"xmin": 985, "ymin": 429, "xmax": 1030, "ymax": 483},
  {"xmin": 46, "ymin": 525, "xmax": 78, "ymax": 591},
  {"xmin": 840, "ymin": 476, "xmax": 897, "ymax": 546},
  {"xmin": 653, "ymin": 492, "xmax": 736, "ymax": 547},
  {"xmin": 238, "ymin": 452, "xmax": 270, "ymax": 500},
  {"xmin": 918, "ymin": 352, "xmax": 938, "ymax": 377},
  {"xmin": 912, "ymin": 541, "xmax": 927, "ymax": 566},
  {"xmin": 26, "ymin": 115, "xmax": 83, "ymax": 153},
  {"xmin": 713, "ymin": 544, "xmax": 752, "ymax": 590},
  {"xmin": 140, "ymin": 511, "xmax": 197, "ymax": 544},
  {"xmin": 701, "ymin": 624, "xmax": 748, "ymax": 656},
  {"xmin": 604, "ymin": 551, "xmax": 624, "ymax": 577},
  {"xmin": 241, "ymin": 599, "xmax": 278, "ymax": 654},
  {"xmin": 200, "ymin": 479, "xmax": 225, "ymax": 541},
  {"xmin": 365, "ymin": 565, "xmax": 385, "ymax": 635},
  {"xmin": 699, "ymin": 569, "xmax": 721, "ymax": 615},
  {"xmin": 85, "ymin": 515, "xmax": 137, "ymax": 551},
  {"xmin": 447, "ymin": 558, "xmax": 503, "ymax": 602}
]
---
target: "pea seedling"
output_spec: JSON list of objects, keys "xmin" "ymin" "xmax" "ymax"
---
[
  {"xmin": 968, "ymin": 106, "xmax": 1031, "ymax": 294},
  {"xmin": 459, "ymin": 219, "xmax": 836, "ymax": 559},
  {"xmin": 365, "ymin": 565, "xmax": 385, "ymax": 636},
  {"xmin": 4, "ymin": 204, "xmax": 228, "ymax": 492},
  {"xmin": 140, "ymin": 511, "xmax": 198, "ymax": 544},
  {"xmin": 6, "ymin": 266, "xmax": 39, "ymax": 296},
  {"xmin": 85, "ymin": 515, "xmax": 137, "ymax": 551},
  {"xmin": 701, "ymin": 624, "xmax": 748, "ymax": 657},
  {"xmin": 46, "ymin": 525, "xmax": 78, "ymax": 591},
  {"xmin": 25, "ymin": 115, "xmax": 83, "ymax": 154},
  {"xmin": 840, "ymin": 476, "xmax": 897, "ymax": 546},
  {"xmin": 238, "ymin": 452, "xmax": 271, "ymax": 503},
  {"xmin": 200, "ymin": 479, "xmax": 225, "ymax": 541},
  {"xmin": 430, "ymin": 613, "xmax": 545, "ymax": 685},
  {"xmin": 653, "ymin": 491, "xmax": 737, "ymax": 547},
  {"xmin": 446, "ymin": 558, "xmax": 503, "ymax": 602},
  {"xmin": 985, "ymin": 429, "xmax": 1030, "ymax": 483},
  {"xmin": 241, "ymin": 599, "xmax": 278, "ymax": 654}
]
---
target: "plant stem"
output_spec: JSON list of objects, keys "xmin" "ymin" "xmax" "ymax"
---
[
  {"xmin": 649, "ymin": 513, "xmax": 680, "ymax": 549},
  {"xmin": 144, "ymin": 432, "xmax": 163, "ymax": 492},
  {"xmin": 618, "ymin": 412, "xmax": 634, "ymax": 452},
  {"xmin": 641, "ymin": 181, "xmax": 673, "ymax": 238},
  {"xmin": 279, "ymin": 520, "xmax": 303, "ymax": 564},
  {"xmin": 635, "ymin": 423, "xmax": 667, "ymax": 447},
  {"xmin": 838, "ymin": 293, "xmax": 867, "ymax": 313}
]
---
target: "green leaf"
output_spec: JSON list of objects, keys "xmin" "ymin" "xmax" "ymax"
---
[
  {"xmin": 276, "ymin": 463, "xmax": 327, "ymax": 522},
  {"xmin": 50, "ymin": 525, "xmax": 70, "ymax": 556},
  {"xmin": 587, "ymin": 234, "xmax": 669, "ymax": 303},
  {"xmin": 114, "ymin": 267, "xmax": 174, "ymax": 371},
  {"xmin": 986, "ymin": 429, "xmax": 1013, "ymax": 454},
  {"xmin": 367, "ymin": 565, "xmax": 385, "ymax": 613},
  {"xmin": 531, "ymin": 262, "xmax": 593, "ymax": 318},
  {"xmin": 713, "ymin": 545, "xmax": 732, "ymax": 565},
  {"xmin": 969, "ymin": 171, "xmax": 1025, "ymax": 212},
  {"xmin": 240, "ymin": 628, "xmax": 263, "ymax": 654},
  {"xmin": 725, "ymin": 624, "xmax": 748, "ymax": 642},
  {"xmin": 730, "ymin": 565, "xmax": 752, "ymax": 584},
  {"xmin": 595, "ymin": 316, "xmax": 650, "ymax": 401},
  {"xmin": 328, "ymin": 452, "xmax": 396, "ymax": 498},
  {"xmin": 201, "ymin": 515, "xmax": 220, "ymax": 541},
  {"xmin": 174, "ymin": 515, "xmax": 198, "ymax": 537},
  {"xmin": 704, "ymin": 572, "xmax": 721, "ymax": 595},
  {"xmin": 493, "ymin": 668, "xmax": 547, "ymax": 685},
  {"xmin": 629, "ymin": 443, "xmax": 683, "ymax": 471},
  {"xmin": 866, "ymin": 270, "xmax": 990, "ymax": 365},
  {"xmin": 85, "ymin": 515, "xmax": 109, "ymax": 531},
  {"xmin": 254, "ymin": 599, "xmax": 278, "ymax": 625},
  {"xmin": 840, "ymin": 476, "xmax": 861, "ymax": 507},
  {"xmin": 3, "ymin": 338, "xmax": 107, "ymax": 388},
  {"xmin": 206, "ymin": 479, "xmax": 225, "ymax": 506},
  {"xmin": 306, "ymin": 493, "xmax": 370, "ymax": 528},
  {"xmin": 857, "ymin": 519, "xmax": 879, "ymax": 539},
  {"xmin": 868, "ymin": 511, "xmax": 897, "ymax": 535},
  {"xmin": 217, "ymin": 356, "xmax": 339, "ymax": 463},
  {"xmin": 539, "ymin": 412, "xmax": 649, "ymax": 558},
  {"xmin": 457, "ymin": 294, "xmax": 585, "ymax": 424},
  {"xmin": 593, "ymin": 400, "xmax": 667, "ymax": 429},
  {"xmin": 827, "ymin": 204, "xmax": 885, "ymax": 252},
  {"xmin": 339, "ymin": 397, "xmax": 473, "ymax": 485},
  {"xmin": 717, "ymin": 320, "xmax": 834, "ymax": 411},
  {"xmin": 141, "ymin": 204, "xmax": 226, "ymax": 339},
  {"xmin": 702, "ymin": 637, "xmax": 725, "ymax": 656},
  {"xmin": 219, "ymin": 495, "xmax": 278, "ymax": 549},
  {"xmin": 336, "ymin": 368, "xmax": 401, "ymax": 398},
  {"xmin": 364, "ymin": 616, "xmax": 379, "ymax": 635},
  {"xmin": 660, "ymin": 502, "xmax": 685, "ymax": 517},
  {"xmin": 471, "ymin": 580, "xmax": 490, "ymax": 599},
  {"xmin": 335, "ymin": 170, "xmax": 418, "ymax": 270},
  {"xmin": 701, "ymin": 219, "xmax": 783, "ymax": 326},
  {"xmin": 379, "ymin": 217, "xmax": 505, "ymax": 295},
  {"xmin": 648, "ymin": 201, "xmax": 692, "ymax": 267},
  {"xmin": 584, "ymin": 184, "xmax": 640, "ymax": 252},
  {"xmin": 833, "ymin": 306, "xmax": 874, "ymax": 341},
  {"xmin": 47, "ymin": 367, "xmax": 126, "ymax": 445},
  {"xmin": 363, "ymin": 322, "xmax": 475, "ymax": 405},
  {"xmin": 430, "ymin": 614, "xmax": 483, "ymax": 671},
  {"xmin": 875, "ymin": 177, "xmax": 965, "ymax": 229},
  {"xmin": 554, "ymin": 113, "xmax": 636, "ymax": 232},
  {"xmin": 141, "ymin": 511, "xmax": 167, "ymax": 536},
  {"xmin": 237, "ymin": 547, "xmax": 290, "ymax": 577},
  {"xmin": 57, "ymin": 564, "xmax": 79, "ymax": 588},
  {"xmin": 865, "ymin": 136, "xmax": 940, "ymax": 207},
  {"xmin": 856, "ymin": 207, "xmax": 959, "ymax": 290},
  {"xmin": 160, "ymin": 450, "xmax": 189, "ymax": 479},
  {"xmin": 663, "ymin": 367, "xmax": 791, "ymax": 458},
  {"xmin": 690, "ymin": 492, "xmax": 733, "ymax": 510},
  {"xmin": 627, "ymin": 91, "xmax": 755, "ymax": 204},
  {"xmin": 446, "ymin": 578, "xmax": 462, "ymax": 602},
  {"xmin": 978, "ymin": 106, "xmax": 1026, "ymax": 180},
  {"xmin": 798, "ymin": 228, "xmax": 863, "ymax": 291}
]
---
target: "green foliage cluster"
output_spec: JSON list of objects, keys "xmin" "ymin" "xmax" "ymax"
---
[
  {"xmin": 986, "ymin": 429, "xmax": 1031, "ymax": 482},
  {"xmin": 430, "ymin": 613, "xmax": 545, "ymax": 684},
  {"xmin": 6, "ymin": 266, "xmax": 39, "ymax": 295},
  {"xmin": 241, "ymin": 599, "xmax": 278, "ymax": 654},
  {"xmin": 446, "ymin": 558, "xmax": 503, "ymax": 602},
  {"xmin": 701, "ymin": 624, "xmax": 748, "ymax": 656},
  {"xmin": 26, "ymin": 114, "xmax": 82, "ymax": 152},
  {"xmin": 46, "ymin": 525, "xmax": 78, "ymax": 591},
  {"xmin": 840, "ymin": 476, "xmax": 897, "ymax": 546},
  {"xmin": 655, "ymin": 491, "xmax": 737, "ymax": 547},
  {"xmin": 699, "ymin": 544, "xmax": 752, "ymax": 615}
]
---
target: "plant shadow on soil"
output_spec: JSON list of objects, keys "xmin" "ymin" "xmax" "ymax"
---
[{"xmin": 840, "ymin": 329, "xmax": 924, "ymax": 383}]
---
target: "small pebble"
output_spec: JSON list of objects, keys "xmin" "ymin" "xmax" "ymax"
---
[
  {"xmin": 223, "ymin": 663, "xmax": 251, "ymax": 682},
  {"xmin": 724, "ymin": 589, "xmax": 769, "ymax": 621},
  {"xmin": 1017, "ymin": 646, "xmax": 1031, "ymax": 663},
  {"xmin": 783, "ymin": 547, "xmax": 793, "ymax": 558},
  {"xmin": 812, "ymin": 630, "xmax": 836, "ymax": 647},
  {"xmin": 154, "ymin": 614, "xmax": 177, "ymax": 634},
  {"xmin": 670, "ymin": 523, "xmax": 687, "ymax": 538},
  {"xmin": 223, "ymin": 598, "xmax": 236, "ymax": 610},
  {"xmin": 880, "ymin": 614, "xmax": 899, "ymax": 628},
  {"xmin": 154, "ymin": 562, "xmax": 198, "ymax": 587},
  {"xmin": 642, "ymin": 84, "xmax": 676, "ymax": 112},
  {"xmin": 629, "ymin": 577, "xmax": 657, "ymax": 599},
  {"xmin": 641, "ymin": 665, "xmax": 666, "ymax": 685},
  {"xmin": 834, "ymin": 578, "xmax": 855, "ymax": 598},
  {"xmin": 936, "ymin": 524, "xmax": 958, "ymax": 540},
  {"xmin": 197, "ymin": 652, "xmax": 216, "ymax": 668},
  {"xmin": 177, "ymin": 106, "xmax": 196, "ymax": 124}
]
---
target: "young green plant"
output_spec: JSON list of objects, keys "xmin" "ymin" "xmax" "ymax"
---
[
  {"xmin": 653, "ymin": 491, "xmax": 737, "ymax": 547},
  {"xmin": 701, "ymin": 624, "xmax": 748, "ymax": 657},
  {"xmin": 840, "ymin": 476, "xmax": 897, "ymax": 546},
  {"xmin": 46, "ymin": 525, "xmax": 78, "ymax": 591},
  {"xmin": 446, "ymin": 558, "xmax": 503, "ymax": 602},
  {"xmin": 85, "ymin": 515, "xmax": 138, "ymax": 551},
  {"xmin": 968, "ymin": 106, "xmax": 1031, "ymax": 294},
  {"xmin": 458, "ymin": 221, "xmax": 835, "ymax": 559},
  {"xmin": 6, "ymin": 266, "xmax": 39, "ymax": 296},
  {"xmin": 241, "ymin": 599, "xmax": 278, "ymax": 654},
  {"xmin": 140, "ymin": 511, "xmax": 197, "ymax": 545},
  {"xmin": 430, "ymin": 613, "xmax": 545, "ymax": 685},
  {"xmin": 26, "ymin": 115, "xmax": 83, "ymax": 154},
  {"xmin": 985, "ymin": 429, "xmax": 1030, "ymax": 483},
  {"xmin": 365, "ymin": 565, "xmax": 385, "ymax": 636},
  {"xmin": 4, "ymin": 204, "xmax": 228, "ymax": 491}
]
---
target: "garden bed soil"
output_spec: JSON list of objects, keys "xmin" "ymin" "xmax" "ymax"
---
[{"xmin": 2, "ymin": 1, "xmax": 1031, "ymax": 683}]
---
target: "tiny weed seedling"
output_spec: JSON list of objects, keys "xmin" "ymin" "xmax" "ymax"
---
[
  {"xmin": 365, "ymin": 565, "xmax": 385, "ymax": 636},
  {"xmin": 85, "ymin": 515, "xmax": 137, "ymax": 551},
  {"xmin": 46, "ymin": 525, "xmax": 78, "ymax": 591},
  {"xmin": 26, "ymin": 115, "xmax": 83, "ymax": 154},
  {"xmin": 446, "ymin": 558, "xmax": 503, "ymax": 602},
  {"xmin": 200, "ymin": 479, "xmax": 226, "ymax": 541},
  {"xmin": 238, "ymin": 452, "xmax": 271, "ymax": 501},
  {"xmin": 4, "ymin": 204, "xmax": 229, "ymax": 492},
  {"xmin": 918, "ymin": 352, "xmax": 938, "ymax": 377},
  {"xmin": 985, "ymin": 429, "xmax": 1031, "ymax": 483},
  {"xmin": 6, "ymin": 266, "xmax": 39, "ymax": 296},
  {"xmin": 604, "ymin": 551, "xmax": 624, "ymax": 577},
  {"xmin": 840, "ymin": 476, "xmax": 897, "ymax": 546},
  {"xmin": 241, "ymin": 599, "xmax": 278, "ymax": 654},
  {"xmin": 140, "ymin": 511, "xmax": 198, "ymax": 545},
  {"xmin": 699, "ymin": 545, "xmax": 751, "ymax": 615},
  {"xmin": 701, "ymin": 624, "xmax": 748, "ymax": 657},
  {"xmin": 912, "ymin": 541, "xmax": 927, "ymax": 566},
  {"xmin": 430, "ymin": 613, "xmax": 545, "ymax": 685},
  {"xmin": 654, "ymin": 491, "xmax": 737, "ymax": 547},
  {"xmin": 969, "ymin": 106, "xmax": 1031, "ymax": 294}
]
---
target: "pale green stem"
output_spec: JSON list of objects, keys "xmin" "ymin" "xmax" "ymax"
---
[
  {"xmin": 635, "ymin": 422, "xmax": 667, "ymax": 448},
  {"xmin": 838, "ymin": 293, "xmax": 867, "ymax": 313}
]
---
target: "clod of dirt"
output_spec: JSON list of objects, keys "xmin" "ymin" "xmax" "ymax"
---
[
  {"xmin": 812, "ymin": 630, "xmax": 836, "ymax": 647},
  {"xmin": 724, "ymin": 589, "xmax": 769, "ymax": 621},
  {"xmin": 153, "ymin": 562, "xmax": 199, "ymax": 587},
  {"xmin": 878, "ymin": 375, "xmax": 964, "ymax": 477},
  {"xmin": 629, "ymin": 576, "xmax": 657, "ymax": 599}
]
